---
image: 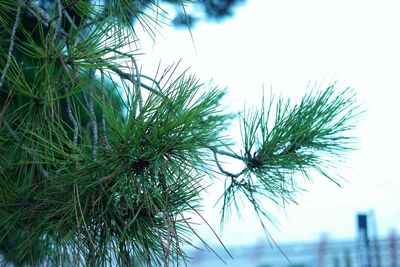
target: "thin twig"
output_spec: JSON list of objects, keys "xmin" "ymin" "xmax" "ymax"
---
[
  {"xmin": 27, "ymin": 1, "xmax": 68, "ymax": 37},
  {"xmin": 87, "ymin": 69, "xmax": 98, "ymax": 161},
  {"xmin": 59, "ymin": 1, "xmax": 86, "ymax": 48},
  {"xmin": 139, "ymin": 74, "xmax": 162, "ymax": 92},
  {"xmin": 0, "ymin": 0, "xmax": 25, "ymax": 91},
  {"xmin": 106, "ymin": 51, "xmax": 163, "ymax": 94},
  {"xmin": 28, "ymin": 1, "xmax": 50, "ymax": 23},
  {"xmin": 64, "ymin": 87, "xmax": 79, "ymax": 146},
  {"xmin": 50, "ymin": 0, "xmax": 80, "ymax": 23},
  {"xmin": 212, "ymin": 149, "xmax": 246, "ymax": 178},
  {"xmin": 103, "ymin": 48, "xmax": 163, "ymax": 108},
  {"xmin": 206, "ymin": 145, "xmax": 245, "ymax": 161},
  {"xmin": 53, "ymin": 0, "xmax": 63, "ymax": 44},
  {"xmin": 63, "ymin": 9, "xmax": 78, "ymax": 30},
  {"xmin": 107, "ymin": 65, "xmax": 167, "ymax": 98},
  {"xmin": 100, "ymin": 70, "xmax": 110, "ymax": 151},
  {"xmin": 131, "ymin": 57, "xmax": 143, "ymax": 112}
]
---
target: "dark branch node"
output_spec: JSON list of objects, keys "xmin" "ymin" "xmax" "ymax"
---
[
  {"xmin": 131, "ymin": 158, "xmax": 150, "ymax": 174},
  {"xmin": 246, "ymin": 154, "xmax": 263, "ymax": 169}
]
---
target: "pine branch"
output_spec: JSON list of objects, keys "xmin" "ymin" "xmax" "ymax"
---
[
  {"xmin": 0, "ymin": 0, "xmax": 25, "ymax": 91},
  {"xmin": 23, "ymin": 2, "xmax": 164, "ymax": 102},
  {"xmin": 218, "ymin": 86, "xmax": 361, "ymax": 227},
  {"xmin": 0, "ymin": 1, "xmax": 362, "ymax": 266}
]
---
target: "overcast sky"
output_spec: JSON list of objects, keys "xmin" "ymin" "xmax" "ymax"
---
[{"xmin": 136, "ymin": 0, "xmax": 400, "ymax": 246}]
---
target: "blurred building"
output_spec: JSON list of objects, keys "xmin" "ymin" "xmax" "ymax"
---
[{"xmin": 188, "ymin": 232, "xmax": 399, "ymax": 267}]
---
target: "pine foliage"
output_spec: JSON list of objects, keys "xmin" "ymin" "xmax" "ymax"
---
[{"xmin": 0, "ymin": 0, "xmax": 361, "ymax": 266}]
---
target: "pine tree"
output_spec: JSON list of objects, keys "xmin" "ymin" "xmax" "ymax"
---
[{"xmin": 0, "ymin": 0, "xmax": 361, "ymax": 266}]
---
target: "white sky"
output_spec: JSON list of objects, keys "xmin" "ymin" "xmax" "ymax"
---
[{"xmin": 134, "ymin": 0, "xmax": 400, "ymax": 246}]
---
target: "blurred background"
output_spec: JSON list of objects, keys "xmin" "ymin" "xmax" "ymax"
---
[{"xmin": 134, "ymin": 0, "xmax": 400, "ymax": 266}]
